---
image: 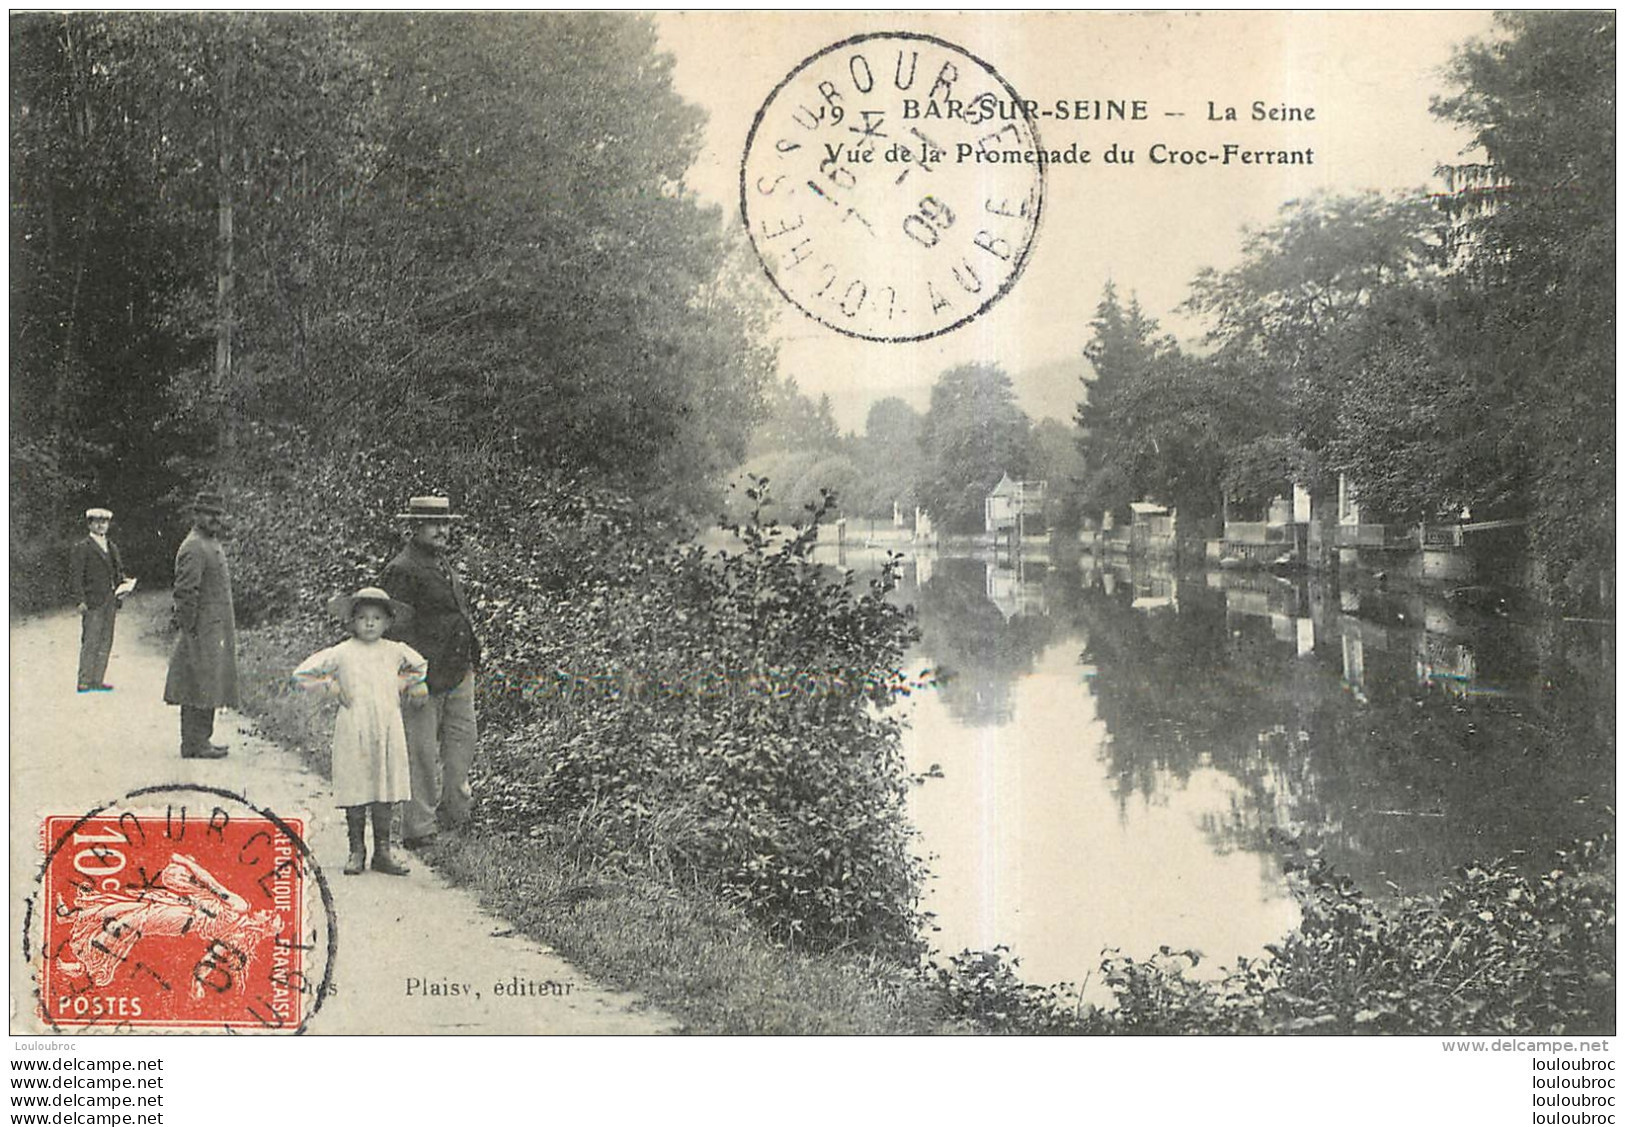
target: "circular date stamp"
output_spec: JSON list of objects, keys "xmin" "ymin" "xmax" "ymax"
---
[
  {"xmin": 22, "ymin": 785, "xmax": 336, "ymax": 1034},
  {"xmin": 741, "ymin": 31, "xmax": 1044, "ymax": 342}
]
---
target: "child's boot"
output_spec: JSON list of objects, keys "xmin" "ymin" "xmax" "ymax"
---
[
  {"xmin": 343, "ymin": 808, "xmax": 367, "ymax": 876},
  {"xmin": 370, "ymin": 803, "xmax": 410, "ymax": 876}
]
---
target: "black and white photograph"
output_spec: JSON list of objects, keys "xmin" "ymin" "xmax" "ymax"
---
[{"xmin": 7, "ymin": 7, "xmax": 1615, "ymax": 1119}]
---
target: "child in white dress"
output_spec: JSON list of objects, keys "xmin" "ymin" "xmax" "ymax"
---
[{"xmin": 293, "ymin": 587, "xmax": 429, "ymax": 876}]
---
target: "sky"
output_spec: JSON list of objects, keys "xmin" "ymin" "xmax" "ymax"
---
[{"xmin": 655, "ymin": 11, "xmax": 1500, "ymax": 430}]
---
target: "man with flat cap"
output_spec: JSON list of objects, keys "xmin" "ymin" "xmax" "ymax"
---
[
  {"xmin": 68, "ymin": 507, "xmax": 129, "ymax": 692},
  {"xmin": 163, "ymin": 491, "xmax": 238, "ymax": 759},
  {"xmin": 379, "ymin": 495, "xmax": 481, "ymax": 847}
]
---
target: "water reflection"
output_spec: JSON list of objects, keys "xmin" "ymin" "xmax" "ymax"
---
[
  {"xmin": 860, "ymin": 548, "xmax": 1614, "ymax": 990},
  {"xmin": 912, "ymin": 557, "xmax": 1055, "ymax": 726}
]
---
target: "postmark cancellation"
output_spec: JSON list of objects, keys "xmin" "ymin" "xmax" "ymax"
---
[{"xmin": 742, "ymin": 32, "xmax": 1045, "ymax": 342}]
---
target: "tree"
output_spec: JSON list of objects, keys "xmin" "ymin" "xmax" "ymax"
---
[
  {"xmin": 1187, "ymin": 193, "xmax": 1440, "ymax": 359},
  {"xmin": 1030, "ymin": 418, "xmax": 1087, "ymax": 533},
  {"xmin": 1076, "ymin": 284, "xmax": 1174, "ymax": 518},
  {"xmin": 10, "ymin": 13, "xmax": 368, "ymax": 595},
  {"xmin": 847, "ymin": 397, "xmax": 925, "ymax": 521},
  {"xmin": 1184, "ymin": 192, "xmax": 1445, "ymax": 495},
  {"xmin": 1093, "ymin": 353, "xmax": 1269, "ymax": 522},
  {"xmin": 731, "ymin": 376, "xmax": 856, "ymax": 520},
  {"xmin": 1319, "ymin": 284, "xmax": 1512, "ymax": 524},
  {"xmin": 1433, "ymin": 11, "xmax": 1615, "ymax": 608},
  {"xmin": 748, "ymin": 377, "xmax": 843, "ymax": 457},
  {"xmin": 917, "ymin": 364, "xmax": 1033, "ymax": 533},
  {"xmin": 305, "ymin": 13, "xmax": 772, "ymax": 508},
  {"xmin": 11, "ymin": 12, "xmax": 776, "ymax": 609},
  {"xmin": 1075, "ymin": 283, "xmax": 1260, "ymax": 522}
]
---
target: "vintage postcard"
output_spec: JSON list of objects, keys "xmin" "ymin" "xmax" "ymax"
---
[{"xmin": 9, "ymin": 9, "xmax": 1613, "ymax": 1069}]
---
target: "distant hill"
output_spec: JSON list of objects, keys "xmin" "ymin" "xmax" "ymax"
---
[
  {"xmin": 809, "ymin": 354, "xmax": 1094, "ymax": 435},
  {"xmin": 1011, "ymin": 356, "xmax": 1092, "ymax": 424}
]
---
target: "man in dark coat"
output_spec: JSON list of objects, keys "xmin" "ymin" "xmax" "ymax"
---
[
  {"xmin": 68, "ymin": 507, "xmax": 128, "ymax": 692},
  {"xmin": 379, "ymin": 495, "xmax": 481, "ymax": 847},
  {"xmin": 163, "ymin": 492, "xmax": 238, "ymax": 759}
]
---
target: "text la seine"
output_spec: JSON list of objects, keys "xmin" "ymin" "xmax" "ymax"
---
[{"xmin": 898, "ymin": 96, "xmax": 1316, "ymax": 124}]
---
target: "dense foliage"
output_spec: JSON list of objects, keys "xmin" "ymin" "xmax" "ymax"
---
[
  {"xmin": 11, "ymin": 12, "xmax": 772, "ymax": 607},
  {"xmin": 1076, "ymin": 284, "xmax": 1180, "ymax": 520},
  {"xmin": 473, "ymin": 479, "xmax": 929, "ymax": 957},
  {"xmin": 934, "ymin": 837, "xmax": 1615, "ymax": 1035},
  {"xmin": 729, "ymin": 378, "xmax": 861, "ymax": 523},
  {"xmin": 227, "ymin": 445, "xmax": 929, "ymax": 957},
  {"xmin": 17, "ymin": 10, "xmax": 1611, "ymax": 1030},
  {"xmin": 739, "ymin": 376, "xmax": 1068, "ymax": 535},
  {"xmin": 1072, "ymin": 13, "xmax": 1613, "ymax": 610},
  {"xmin": 1079, "ymin": 193, "xmax": 1449, "ymax": 527},
  {"xmin": 1433, "ymin": 11, "xmax": 1615, "ymax": 608},
  {"xmin": 917, "ymin": 364, "xmax": 1033, "ymax": 533}
]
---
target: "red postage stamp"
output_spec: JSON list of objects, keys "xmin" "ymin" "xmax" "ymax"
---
[{"xmin": 35, "ymin": 801, "xmax": 319, "ymax": 1032}]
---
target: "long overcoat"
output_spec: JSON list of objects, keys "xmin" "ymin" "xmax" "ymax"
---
[{"xmin": 162, "ymin": 530, "xmax": 239, "ymax": 708}]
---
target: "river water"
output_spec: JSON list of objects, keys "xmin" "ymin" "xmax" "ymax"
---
[{"xmin": 838, "ymin": 547, "xmax": 1614, "ymax": 992}]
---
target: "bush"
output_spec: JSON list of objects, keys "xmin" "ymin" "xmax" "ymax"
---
[
  {"xmin": 929, "ymin": 947, "xmax": 1095, "ymax": 1034},
  {"xmin": 1258, "ymin": 837, "xmax": 1615, "ymax": 1035},
  {"xmin": 11, "ymin": 532, "xmax": 69, "ymax": 614},
  {"xmin": 224, "ymin": 443, "xmax": 928, "ymax": 960},
  {"xmin": 473, "ymin": 479, "xmax": 928, "ymax": 959}
]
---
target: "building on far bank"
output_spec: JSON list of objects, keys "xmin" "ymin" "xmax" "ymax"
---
[{"xmin": 984, "ymin": 473, "xmax": 1046, "ymax": 536}]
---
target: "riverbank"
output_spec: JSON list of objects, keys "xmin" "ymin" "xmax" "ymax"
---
[
  {"xmin": 235, "ymin": 600, "xmax": 1614, "ymax": 1037},
  {"xmin": 234, "ymin": 619, "xmax": 955, "ymax": 1035},
  {"xmin": 179, "ymin": 475, "xmax": 1613, "ymax": 1037},
  {"xmin": 931, "ymin": 832, "xmax": 1614, "ymax": 1035}
]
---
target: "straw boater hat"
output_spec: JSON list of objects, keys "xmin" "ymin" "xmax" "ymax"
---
[
  {"xmin": 396, "ymin": 495, "xmax": 465, "ymax": 521},
  {"xmin": 326, "ymin": 586, "xmax": 413, "ymax": 627},
  {"xmin": 85, "ymin": 508, "xmax": 113, "ymax": 521}
]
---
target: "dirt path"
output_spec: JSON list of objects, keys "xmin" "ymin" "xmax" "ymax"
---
[{"xmin": 9, "ymin": 596, "xmax": 675, "ymax": 1034}]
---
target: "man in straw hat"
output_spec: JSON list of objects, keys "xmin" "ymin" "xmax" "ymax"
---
[
  {"xmin": 163, "ymin": 491, "xmax": 237, "ymax": 759},
  {"xmin": 379, "ymin": 495, "xmax": 482, "ymax": 847},
  {"xmin": 68, "ymin": 506, "xmax": 130, "ymax": 692}
]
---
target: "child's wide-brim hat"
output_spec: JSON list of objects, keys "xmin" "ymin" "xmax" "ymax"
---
[
  {"xmin": 326, "ymin": 586, "xmax": 413, "ymax": 627},
  {"xmin": 190, "ymin": 491, "xmax": 229, "ymax": 516},
  {"xmin": 396, "ymin": 495, "xmax": 465, "ymax": 521}
]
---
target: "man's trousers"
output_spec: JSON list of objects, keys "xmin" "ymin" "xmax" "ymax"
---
[
  {"xmin": 180, "ymin": 706, "xmax": 217, "ymax": 753},
  {"xmin": 402, "ymin": 672, "xmax": 477, "ymax": 841},
  {"xmin": 77, "ymin": 601, "xmax": 117, "ymax": 688}
]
